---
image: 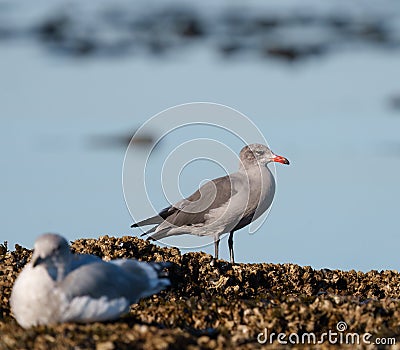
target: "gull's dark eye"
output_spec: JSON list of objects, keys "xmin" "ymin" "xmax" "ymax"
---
[{"xmin": 255, "ymin": 150, "xmax": 264, "ymax": 155}]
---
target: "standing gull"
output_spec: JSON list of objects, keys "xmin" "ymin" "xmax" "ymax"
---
[
  {"xmin": 10, "ymin": 233, "xmax": 170, "ymax": 328},
  {"xmin": 132, "ymin": 143, "xmax": 289, "ymax": 263}
]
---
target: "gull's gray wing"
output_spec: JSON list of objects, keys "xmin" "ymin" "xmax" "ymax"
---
[
  {"xmin": 110, "ymin": 260, "xmax": 170, "ymax": 298},
  {"xmin": 58, "ymin": 259, "xmax": 170, "ymax": 322},
  {"xmin": 134, "ymin": 174, "xmax": 241, "ymax": 239},
  {"xmin": 70, "ymin": 254, "xmax": 101, "ymax": 271},
  {"xmin": 231, "ymin": 212, "xmax": 255, "ymax": 232},
  {"xmin": 147, "ymin": 174, "xmax": 245, "ymax": 240},
  {"xmin": 131, "ymin": 206, "xmax": 173, "ymax": 229},
  {"xmin": 61, "ymin": 260, "xmax": 169, "ymax": 302}
]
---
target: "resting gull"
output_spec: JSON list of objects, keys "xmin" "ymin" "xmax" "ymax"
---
[
  {"xmin": 131, "ymin": 143, "xmax": 289, "ymax": 263},
  {"xmin": 10, "ymin": 233, "xmax": 170, "ymax": 328}
]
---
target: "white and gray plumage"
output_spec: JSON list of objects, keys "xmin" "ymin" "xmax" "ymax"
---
[
  {"xmin": 10, "ymin": 233, "xmax": 170, "ymax": 329},
  {"xmin": 132, "ymin": 144, "xmax": 289, "ymax": 263}
]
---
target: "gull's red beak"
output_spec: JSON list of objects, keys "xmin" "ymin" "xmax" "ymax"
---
[{"xmin": 272, "ymin": 155, "xmax": 290, "ymax": 165}]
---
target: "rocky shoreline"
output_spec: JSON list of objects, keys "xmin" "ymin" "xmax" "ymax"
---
[
  {"xmin": 1, "ymin": 236, "xmax": 400, "ymax": 349},
  {"xmin": 2, "ymin": 3, "xmax": 400, "ymax": 62}
]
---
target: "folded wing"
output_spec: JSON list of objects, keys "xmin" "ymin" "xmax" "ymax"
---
[{"xmin": 59, "ymin": 259, "xmax": 170, "ymax": 322}]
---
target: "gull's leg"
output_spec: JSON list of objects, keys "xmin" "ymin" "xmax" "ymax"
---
[
  {"xmin": 211, "ymin": 237, "xmax": 220, "ymax": 266},
  {"xmin": 228, "ymin": 231, "xmax": 235, "ymax": 264},
  {"xmin": 214, "ymin": 237, "xmax": 220, "ymax": 259}
]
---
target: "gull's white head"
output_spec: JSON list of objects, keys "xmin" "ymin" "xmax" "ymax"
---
[
  {"xmin": 31, "ymin": 233, "xmax": 71, "ymax": 269},
  {"xmin": 239, "ymin": 143, "xmax": 290, "ymax": 169}
]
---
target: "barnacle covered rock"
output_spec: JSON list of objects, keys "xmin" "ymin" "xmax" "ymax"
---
[{"xmin": 1, "ymin": 236, "xmax": 400, "ymax": 349}]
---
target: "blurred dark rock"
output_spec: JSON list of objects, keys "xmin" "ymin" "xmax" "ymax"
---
[
  {"xmin": 0, "ymin": 27, "xmax": 13, "ymax": 40},
  {"xmin": 389, "ymin": 95, "xmax": 400, "ymax": 111},
  {"xmin": 266, "ymin": 44, "xmax": 327, "ymax": 62},
  {"xmin": 218, "ymin": 42, "xmax": 243, "ymax": 56},
  {"xmin": 0, "ymin": 3, "xmax": 399, "ymax": 62},
  {"xmin": 358, "ymin": 23, "xmax": 389, "ymax": 43},
  {"xmin": 87, "ymin": 131, "xmax": 155, "ymax": 150},
  {"xmin": 37, "ymin": 16, "xmax": 69, "ymax": 42},
  {"xmin": 1, "ymin": 236, "xmax": 400, "ymax": 349}
]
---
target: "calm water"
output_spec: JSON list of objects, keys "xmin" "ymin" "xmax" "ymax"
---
[{"xmin": 1, "ymin": 1, "xmax": 400, "ymax": 271}]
